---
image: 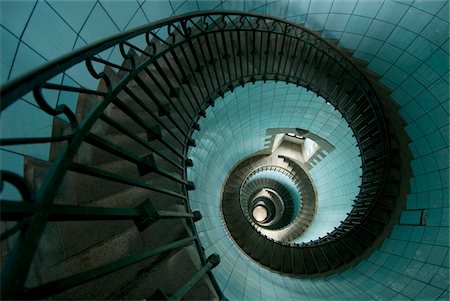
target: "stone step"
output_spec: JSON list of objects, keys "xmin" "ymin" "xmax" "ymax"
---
[{"xmin": 34, "ymin": 212, "xmax": 193, "ymax": 299}]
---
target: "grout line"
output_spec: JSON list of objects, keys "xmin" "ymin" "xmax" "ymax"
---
[{"xmin": 6, "ymin": 0, "xmax": 38, "ymax": 82}]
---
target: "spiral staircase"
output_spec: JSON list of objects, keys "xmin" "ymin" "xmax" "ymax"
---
[{"xmin": 0, "ymin": 12, "xmax": 412, "ymax": 300}]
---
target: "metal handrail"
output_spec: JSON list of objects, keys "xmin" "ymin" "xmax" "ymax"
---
[{"xmin": 0, "ymin": 10, "xmax": 393, "ymax": 295}]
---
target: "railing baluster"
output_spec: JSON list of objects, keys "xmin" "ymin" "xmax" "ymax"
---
[
  {"xmin": 0, "ymin": 135, "xmax": 72, "ymax": 146},
  {"xmin": 243, "ymin": 28, "xmax": 250, "ymax": 82},
  {"xmin": 91, "ymin": 56, "xmax": 132, "ymax": 72},
  {"xmin": 69, "ymin": 162, "xmax": 188, "ymax": 200},
  {"xmin": 193, "ymin": 34, "xmax": 217, "ymax": 103},
  {"xmin": 0, "ymin": 200, "xmax": 201, "ymax": 222},
  {"xmin": 22, "ymin": 236, "xmax": 198, "ymax": 300},
  {"xmin": 0, "ymin": 221, "xmax": 25, "ymax": 241},
  {"xmin": 203, "ymin": 32, "xmax": 222, "ymax": 95},
  {"xmin": 42, "ymin": 83, "xmax": 107, "ymax": 96},
  {"xmin": 123, "ymin": 41, "xmax": 152, "ymax": 57},
  {"xmin": 251, "ymin": 26, "xmax": 257, "ymax": 82},
  {"xmin": 218, "ymin": 26, "xmax": 233, "ymax": 85},
  {"xmin": 84, "ymin": 133, "xmax": 192, "ymax": 185},
  {"xmin": 121, "ymin": 86, "xmax": 185, "ymax": 145},
  {"xmin": 276, "ymin": 24, "xmax": 289, "ymax": 76},
  {"xmin": 169, "ymin": 254, "xmax": 220, "ymax": 301},
  {"xmin": 177, "ymin": 42, "xmax": 207, "ymax": 108},
  {"xmin": 111, "ymin": 96, "xmax": 186, "ymax": 159},
  {"xmin": 236, "ymin": 28, "xmax": 244, "ymax": 83},
  {"xmin": 168, "ymin": 47, "xmax": 202, "ymax": 111},
  {"xmin": 308, "ymin": 49, "xmax": 325, "ymax": 84},
  {"xmin": 286, "ymin": 37, "xmax": 301, "ymax": 80},
  {"xmin": 271, "ymin": 27, "xmax": 279, "ymax": 75},
  {"xmin": 211, "ymin": 32, "xmax": 228, "ymax": 93},
  {"xmin": 99, "ymin": 114, "xmax": 185, "ymax": 171},
  {"xmin": 296, "ymin": 42, "xmax": 313, "ymax": 85},
  {"xmin": 227, "ymin": 29, "xmax": 239, "ymax": 83},
  {"xmin": 159, "ymin": 55, "xmax": 198, "ymax": 115},
  {"xmin": 142, "ymin": 67, "xmax": 191, "ymax": 128}
]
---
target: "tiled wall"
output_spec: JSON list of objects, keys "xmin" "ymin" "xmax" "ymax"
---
[
  {"xmin": 0, "ymin": 0, "xmax": 448, "ymax": 299},
  {"xmin": 188, "ymin": 82, "xmax": 361, "ymax": 246}
]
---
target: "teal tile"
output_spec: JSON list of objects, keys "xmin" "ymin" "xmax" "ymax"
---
[
  {"xmin": 46, "ymin": 0, "xmax": 95, "ymax": 33},
  {"xmin": 265, "ymin": 0, "xmax": 290, "ymax": 19},
  {"xmin": 391, "ymin": 87, "xmax": 412, "ymax": 107},
  {"xmin": 357, "ymin": 37, "xmax": 383, "ymax": 55},
  {"xmin": 353, "ymin": 0, "xmax": 383, "ymax": 18},
  {"xmin": 321, "ymin": 30, "xmax": 342, "ymax": 40},
  {"xmin": 100, "ymin": 0, "xmax": 140, "ymax": 30},
  {"xmin": 175, "ymin": 1, "xmax": 198, "ymax": 14},
  {"xmin": 0, "ymin": 0, "xmax": 36, "ymax": 37},
  {"xmin": 413, "ymin": 0, "xmax": 446, "ymax": 15},
  {"xmin": 305, "ymin": 13, "xmax": 328, "ymax": 31},
  {"xmin": 416, "ymin": 285, "xmax": 443, "ymax": 300},
  {"xmin": 0, "ymin": 150, "xmax": 24, "ymax": 200},
  {"xmin": 401, "ymin": 210, "xmax": 422, "ymax": 225},
  {"xmin": 402, "ymin": 242, "xmax": 419, "ymax": 259},
  {"xmin": 387, "ymin": 27, "xmax": 416, "ymax": 49},
  {"xmin": 123, "ymin": 9, "xmax": 152, "ymax": 49},
  {"xmin": 442, "ymin": 37, "xmax": 449, "ymax": 54},
  {"xmin": 377, "ymin": 43, "xmax": 403, "ymax": 63},
  {"xmin": 79, "ymin": 3, "xmax": 120, "ymax": 43},
  {"xmin": 141, "ymin": 0, "xmax": 174, "ymax": 23},
  {"xmin": 399, "ymin": 6, "xmax": 433, "ymax": 34},
  {"xmin": 429, "ymin": 79, "xmax": 449, "ymax": 104},
  {"xmin": 22, "ymin": 2, "xmax": 77, "ymax": 61},
  {"xmin": 417, "ymin": 90, "xmax": 439, "ymax": 112},
  {"xmin": 308, "ymin": 0, "xmax": 332, "ymax": 14},
  {"xmin": 244, "ymin": 0, "xmax": 267, "ymax": 13},
  {"xmin": 376, "ymin": 1, "xmax": 408, "ymax": 24},
  {"xmin": 384, "ymin": 66, "xmax": 408, "ymax": 86},
  {"xmin": 396, "ymin": 52, "xmax": 421, "ymax": 74},
  {"xmin": 324, "ymin": 14, "xmax": 350, "ymax": 32},
  {"xmin": 437, "ymin": 2, "xmax": 449, "ymax": 21},
  {"xmin": 410, "ymin": 226, "xmax": 426, "ymax": 242},
  {"xmin": 337, "ymin": 31, "xmax": 362, "ymax": 49},
  {"xmin": 330, "ymin": 0, "xmax": 357, "ymax": 14},
  {"xmin": 427, "ymin": 209, "xmax": 443, "ymax": 226},
  {"xmin": 408, "ymin": 36, "xmax": 439, "ymax": 61},
  {"xmin": 413, "ymin": 63, "xmax": 441, "ymax": 88},
  {"xmin": 435, "ymin": 226, "xmax": 449, "ymax": 246},
  {"xmin": 345, "ymin": 15, "xmax": 372, "ymax": 35},
  {"xmin": 286, "ymin": 0, "xmax": 309, "ymax": 18},
  {"xmin": 169, "ymin": 0, "xmax": 184, "ymax": 12},
  {"xmin": 429, "ymin": 104, "xmax": 449, "ymax": 129},
  {"xmin": 366, "ymin": 19, "xmax": 395, "ymax": 40},
  {"xmin": 401, "ymin": 279, "xmax": 426, "ymax": 299},
  {"xmin": 426, "ymin": 49, "xmax": 449, "ymax": 76},
  {"xmin": 221, "ymin": 0, "xmax": 244, "ymax": 11},
  {"xmin": 0, "ymin": 100, "xmax": 52, "ymax": 160},
  {"xmin": 401, "ymin": 76, "xmax": 423, "ymax": 98},
  {"xmin": 0, "ymin": 26, "xmax": 19, "ymax": 83},
  {"xmin": 403, "ymin": 260, "xmax": 424, "ymax": 277},
  {"xmin": 9, "ymin": 42, "xmax": 46, "ymax": 81},
  {"xmin": 287, "ymin": 14, "xmax": 307, "ymax": 24}
]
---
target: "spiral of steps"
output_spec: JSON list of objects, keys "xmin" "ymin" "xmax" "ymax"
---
[
  {"xmin": 223, "ymin": 154, "xmax": 318, "ymax": 245},
  {"xmin": 0, "ymin": 12, "xmax": 412, "ymax": 299},
  {"xmin": 240, "ymin": 168, "xmax": 298, "ymax": 230}
]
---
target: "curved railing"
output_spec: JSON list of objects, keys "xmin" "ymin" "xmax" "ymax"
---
[{"xmin": 0, "ymin": 10, "xmax": 397, "ymax": 296}]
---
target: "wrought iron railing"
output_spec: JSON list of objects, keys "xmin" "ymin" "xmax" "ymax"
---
[{"xmin": 0, "ymin": 10, "xmax": 395, "ymax": 295}]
